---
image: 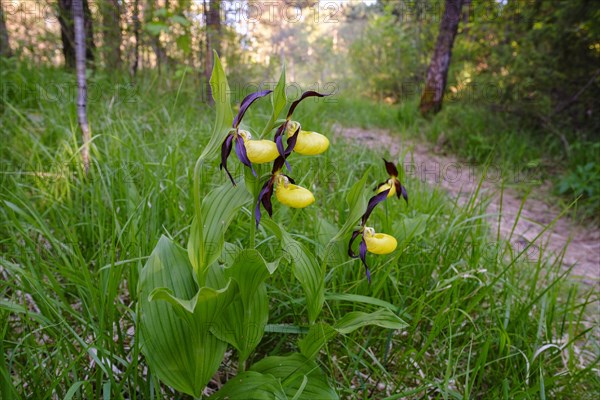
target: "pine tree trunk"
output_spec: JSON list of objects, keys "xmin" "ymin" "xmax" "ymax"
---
[
  {"xmin": 100, "ymin": 0, "xmax": 122, "ymax": 69},
  {"xmin": 73, "ymin": 0, "xmax": 91, "ymax": 173},
  {"xmin": 0, "ymin": 8, "xmax": 12, "ymax": 57},
  {"xmin": 419, "ymin": 0, "xmax": 464, "ymax": 115}
]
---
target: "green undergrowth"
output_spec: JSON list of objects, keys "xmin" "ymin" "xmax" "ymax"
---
[
  {"xmin": 1, "ymin": 65, "xmax": 598, "ymax": 398},
  {"xmin": 297, "ymin": 91, "xmax": 600, "ymax": 225}
]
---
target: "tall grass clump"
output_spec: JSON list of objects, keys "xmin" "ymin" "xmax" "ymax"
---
[{"xmin": 1, "ymin": 61, "xmax": 598, "ymax": 398}]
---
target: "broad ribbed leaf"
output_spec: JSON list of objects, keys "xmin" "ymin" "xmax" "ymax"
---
[
  {"xmin": 263, "ymin": 220, "xmax": 324, "ymax": 324},
  {"xmin": 299, "ymin": 309, "xmax": 407, "ymax": 359},
  {"xmin": 330, "ymin": 169, "xmax": 370, "ymax": 242},
  {"xmin": 187, "ymin": 182, "xmax": 251, "ymax": 282},
  {"xmin": 208, "ymin": 371, "xmax": 287, "ymax": 399},
  {"xmin": 298, "ymin": 323, "xmax": 336, "ymax": 360},
  {"xmin": 316, "ymin": 219, "xmax": 346, "ymax": 265},
  {"xmin": 250, "ymin": 353, "xmax": 338, "ymax": 399},
  {"xmin": 394, "ymin": 213, "xmax": 429, "ymax": 244},
  {"xmin": 138, "ymin": 236, "xmax": 235, "ymax": 397},
  {"xmin": 211, "ymin": 249, "xmax": 273, "ymax": 362},
  {"xmin": 200, "ymin": 51, "xmax": 234, "ymax": 162},
  {"xmin": 334, "ymin": 308, "xmax": 407, "ymax": 334}
]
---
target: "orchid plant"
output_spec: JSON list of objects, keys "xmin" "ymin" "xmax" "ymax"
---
[{"xmin": 136, "ymin": 52, "xmax": 409, "ymax": 399}]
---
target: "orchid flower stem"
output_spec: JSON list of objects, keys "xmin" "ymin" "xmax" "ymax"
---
[
  {"xmin": 193, "ymin": 156, "xmax": 205, "ymax": 284},
  {"xmin": 260, "ymin": 117, "xmax": 275, "ymax": 138},
  {"xmin": 249, "ymin": 207, "xmax": 256, "ymax": 248}
]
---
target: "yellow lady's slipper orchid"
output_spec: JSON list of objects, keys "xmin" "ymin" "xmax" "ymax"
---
[
  {"xmin": 374, "ymin": 159, "xmax": 408, "ymax": 203},
  {"xmin": 363, "ymin": 227, "xmax": 397, "ymax": 254},
  {"xmin": 239, "ymin": 130, "xmax": 279, "ymax": 164},
  {"xmin": 284, "ymin": 121, "xmax": 329, "ymax": 156},
  {"xmin": 221, "ymin": 89, "xmax": 273, "ymax": 185},
  {"xmin": 275, "ymin": 175, "xmax": 315, "ymax": 208}
]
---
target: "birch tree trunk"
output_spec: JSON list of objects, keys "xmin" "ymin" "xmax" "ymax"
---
[
  {"xmin": 0, "ymin": 8, "xmax": 12, "ymax": 58},
  {"xmin": 73, "ymin": 0, "xmax": 91, "ymax": 173},
  {"xmin": 59, "ymin": 0, "xmax": 95, "ymax": 68},
  {"xmin": 419, "ymin": 0, "xmax": 464, "ymax": 115}
]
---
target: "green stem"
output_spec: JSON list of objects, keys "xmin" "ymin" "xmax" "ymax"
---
[
  {"xmin": 249, "ymin": 206, "xmax": 256, "ymax": 248},
  {"xmin": 193, "ymin": 156, "xmax": 205, "ymax": 283}
]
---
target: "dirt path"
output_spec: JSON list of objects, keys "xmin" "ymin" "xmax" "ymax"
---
[{"xmin": 334, "ymin": 126, "xmax": 600, "ymax": 286}]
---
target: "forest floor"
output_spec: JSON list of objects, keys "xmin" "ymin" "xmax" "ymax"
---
[{"xmin": 335, "ymin": 125, "xmax": 600, "ymax": 287}]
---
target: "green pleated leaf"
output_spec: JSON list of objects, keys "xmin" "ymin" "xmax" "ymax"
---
[
  {"xmin": 211, "ymin": 249, "xmax": 273, "ymax": 362},
  {"xmin": 138, "ymin": 236, "xmax": 235, "ymax": 397},
  {"xmin": 188, "ymin": 182, "xmax": 251, "ymax": 281},
  {"xmin": 334, "ymin": 308, "xmax": 407, "ymax": 334},
  {"xmin": 299, "ymin": 309, "xmax": 407, "ymax": 360},
  {"xmin": 250, "ymin": 353, "xmax": 338, "ymax": 399},
  {"xmin": 208, "ymin": 371, "xmax": 287, "ymax": 399},
  {"xmin": 330, "ymin": 168, "xmax": 370, "ymax": 242},
  {"xmin": 298, "ymin": 323, "xmax": 337, "ymax": 360},
  {"xmin": 394, "ymin": 213, "xmax": 429, "ymax": 245},
  {"xmin": 263, "ymin": 220, "xmax": 324, "ymax": 324},
  {"xmin": 316, "ymin": 219, "xmax": 346, "ymax": 265},
  {"xmin": 200, "ymin": 51, "xmax": 234, "ymax": 162}
]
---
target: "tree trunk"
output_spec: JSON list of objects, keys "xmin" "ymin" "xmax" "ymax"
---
[
  {"xmin": 131, "ymin": 0, "xmax": 141, "ymax": 76},
  {"xmin": 419, "ymin": 0, "xmax": 464, "ymax": 115},
  {"xmin": 58, "ymin": 0, "xmax": 95, "ymax": 68},
  {"xmin": 204, "ymin": 0, "xmax": 221, "ymax": 105},
  {"xmin": 73, "ymin": 0, "xmax": 91, "ymax": 173},
  {"xmin": 100, "ymin": 0, "xmax": 122, "ymax": 69},
  {"xmin": 0, "ymin": 7, "xmax": 12, "ymax": 57},
  {"xmin": 144, "ymin": 0, "xmax": 168, "ymax": 72}
]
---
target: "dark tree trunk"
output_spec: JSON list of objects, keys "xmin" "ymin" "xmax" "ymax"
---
[
  {"xmin": 419, "ymin": 0, "xmax": 464, "ymax": 115},
  {"xmin": 131, "ymin": 0, "xmax": 141, "ymax": 76},
  {"xmin": 204, "ymin": 0, "xmax": 221, "ymax": 104},
  {"xmin": 0, "ymin": 8, "xmax": 12, "ymax": 57},
  {"xmin": 100, "ymin": 0, "xmax": 122, "ymax": 69},
  {"xmin": 144, "ymin": 0, "xmax": 168, "ymax": 72},
  {"xmin": 73, "ymin": 0, "xmax": 91, "ymax": 173},
  {"xmin": 58, "ymin": 0, "xmax": 95, "ymax": 68}
]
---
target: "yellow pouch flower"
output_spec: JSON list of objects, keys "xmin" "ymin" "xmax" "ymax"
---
[
  {"xmin": 364, "ymin": 228, "xmax": 397, "ymax": 255},
  {"xmin": 275, "ymin": 176, "xmax": 315, "ymax": 208}
]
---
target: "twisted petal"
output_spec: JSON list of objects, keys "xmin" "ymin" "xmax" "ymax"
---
[
  {"xmin": 395, "ymin": 179, "xmax": 408, "ymax": 203},
  {"xmin": 219, "ymin": 133, "xmax": 235, "ymax": 186},
  {"xmin": 348, "ymin": 229, "xmax": 361, "ymax": 258},
  {"xmin": 361, "ymin": 188, "xmax": 390, "ymax": 225},
  {"xmin": 287, "ymin": 91, "xmax": 329, "ymax": 119},
  {"xmin": 275, "ymin": 183, "xmax": 315, "ymax": 208},
  {"xmin": 274, "ymin": 123, "xmax": 294, "ymax": 171},
  {"xmin": 284, "ymin": 126, "xmax": 300, "ymax": 157},
  {"xmin": 255, "ymin": 179, "xmax": 275, "ymax": 227},
  {"xmin": 359, "ymin": 238, "xmax": 371, "ymax": 284},
  {"xmin": 233, "ymin": 89, "xmax": 272, "ymax": 128},
  {"xmin": 383, "ymin": 158, "xmax": 399, "ymax": 177},
  {"xmin": 293, "ymin": 131, "xmax": 330, "ymax": 155},
  {"xmin": 245, "ymin": 139, "xmax": 279, "ymax": 164},
  {"xmin": 365, "ymin": 232, "xmax": 397, "ymax": 255},
  {"xmin": 234, "ymin": 135, "xmax": 256, "ymax": 177}
]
